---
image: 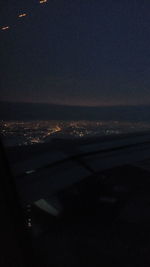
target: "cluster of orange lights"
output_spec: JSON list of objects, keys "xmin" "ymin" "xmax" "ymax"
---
[{"xmin": 1, "ymin": 0, "xmax": 48, "ymax": 31}]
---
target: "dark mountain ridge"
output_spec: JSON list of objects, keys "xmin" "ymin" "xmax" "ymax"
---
[{"xmin": 1, "ymin": 102, "xmax": 150, "ymax": 122}]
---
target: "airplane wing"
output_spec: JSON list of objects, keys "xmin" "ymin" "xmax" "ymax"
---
[
  {"xmin": 4, "ymin": 131, "xmax": 150, "ymax": 267},
  {"xmin": 6, "ymin": 131, "xmax": 150, "ymax": 206}
]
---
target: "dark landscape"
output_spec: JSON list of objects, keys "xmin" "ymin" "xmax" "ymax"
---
[{"xmin": 1, "ymin": 102, "xmax": 150, "ymax": 122}]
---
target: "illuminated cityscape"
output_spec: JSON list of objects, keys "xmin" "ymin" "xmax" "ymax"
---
[{"xmin": 1, "ymin": 120, "xmax": 150, "ymax": 147}]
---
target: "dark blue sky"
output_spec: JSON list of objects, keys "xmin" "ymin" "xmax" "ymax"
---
[{"xmin": 1, "ymin": 0, "xmax": 150, "ymax": 106}]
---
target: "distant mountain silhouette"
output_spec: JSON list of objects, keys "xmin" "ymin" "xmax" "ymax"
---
[{"xmin": 0, "ymin": 101, "xmax": 150, "ymax": 122}]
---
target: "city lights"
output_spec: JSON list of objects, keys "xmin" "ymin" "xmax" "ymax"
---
[{"xmin": 1, "ymin": 120, "xmax": 150, "ymax": 147}]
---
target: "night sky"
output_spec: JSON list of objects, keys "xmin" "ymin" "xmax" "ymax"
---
[{"xmin": 1, "ymin": 0, "xmax": 150, "ymax": 106}]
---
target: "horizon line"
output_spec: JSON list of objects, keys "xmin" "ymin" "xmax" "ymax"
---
[{"xmin": 1, "ymin": 100, "xmax": 150, "ymax": 108}]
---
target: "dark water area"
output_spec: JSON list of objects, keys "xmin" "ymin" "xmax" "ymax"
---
[{"xmin": 1, "ymin": 102, "xmax": 150, "ymax": 122}]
